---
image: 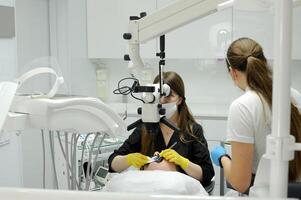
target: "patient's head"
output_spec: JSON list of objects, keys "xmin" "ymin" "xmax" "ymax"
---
[{"xmin": 144, "ymin": 159, "xmax": 177, "ymax": 171}]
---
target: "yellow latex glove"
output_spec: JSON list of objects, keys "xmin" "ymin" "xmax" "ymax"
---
[
  {"xmin": 160, "ymin": 149, "xmax": 189, "ymax": 170},
  {"xmin": 126, "ymin": 153, "xmax": 149, "ymax": 168}
]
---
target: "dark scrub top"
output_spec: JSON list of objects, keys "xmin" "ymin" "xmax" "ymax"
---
[{"xmin": 108, "ymin": 122, "xmax": 215, "ymax": 187}]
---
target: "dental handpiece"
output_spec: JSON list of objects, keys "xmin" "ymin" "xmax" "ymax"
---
[
  {"xmin": 168, "ymin": 142, "xmax": 177, "ymax": 149},
  {"xmin": 149, "ymin": 142, "xmax": 178, "ymax": 163}
]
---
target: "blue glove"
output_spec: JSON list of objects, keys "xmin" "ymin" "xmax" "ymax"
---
[{"xmin": 211, "ymin": 146, "xmax": 229, "ymax": 167}]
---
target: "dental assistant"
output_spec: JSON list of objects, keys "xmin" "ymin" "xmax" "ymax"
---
[
  {"xmin": 108, "ymin": 71, "xmax": 214, "ymax": 187},
  {"xmin": 211, "ymin": 37, "xmax": 301, "ymax": 194}
]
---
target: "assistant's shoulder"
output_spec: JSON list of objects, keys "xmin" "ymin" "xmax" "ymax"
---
[
  {"xmin": 230, "ymin": 90, "xmax": 263, "ymax": 115},
  {"xmin": 232, "ymin": 90, "xmax": 261, "ymax": 107}
]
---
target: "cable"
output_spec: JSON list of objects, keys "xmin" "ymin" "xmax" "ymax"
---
[
  {"xmin": 117, "ymin": 77, "xmax": 139, "ymax": 94},
  {"xmin": 130, "ymin": 92, "xmax": 144, "ymax": 103},
  {"xmin": 64, "ymin": 132, "xmax": 71, "ymax": 189},
  {"xmin": 49, "ymin": 130, "xmax": 59, "ymax": 189},
  {"xmin": 85, "ymin": 132, "xmax": 99, "ymax": 190},
  {"xmin": 72, "ymin": 134, "xmax": 80, "ymax": 190},
  {"xmin": 41, "ymin": 130, "xmax": 46, "ymax": 189},
  {"xmin": 89, "ymin": 132, "xmax": 107, "ymax": 188},
  {"xmin": 56, "ymin": 131, "xmax": 80, "ymax": 189},
  {"xmin": 79, "ymin": 132, "xmax": 93, "ymax": 190},
  {"xmin": 70, "ymin": 133, "xmax": 75, "ymax": 190},
  {"xmin": 113, "ymin": 77, "xmax": 144, "ymax": 103},
  {"xmin": 70, "ymin": 133, "xmax": 79, "ymax": 190},
  {"xmin": 113, "ymin": 86, "xmax": 132, "ymax": 95}
]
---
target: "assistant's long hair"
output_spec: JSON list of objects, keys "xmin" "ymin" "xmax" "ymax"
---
[
  {"xmin": 140, "ymin": 71, "xmax": 198, "ymax": 155},
  {"xmin": 227, "ymin": 37, "xmax": 301, "ymax": 181}
]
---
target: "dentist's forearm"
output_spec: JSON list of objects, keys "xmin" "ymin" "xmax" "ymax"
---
[
  {"xmin": 111, "ymin": 155, "xmax": 129, "ymax": 172},
  {"xmin": 183, "ymin": 161, "xmax": 203, "ymax": 181}
]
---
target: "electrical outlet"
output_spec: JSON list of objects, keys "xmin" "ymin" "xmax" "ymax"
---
[{"xmin": 96, "ymin": 68, "xmax": 108, "ymax": 101}]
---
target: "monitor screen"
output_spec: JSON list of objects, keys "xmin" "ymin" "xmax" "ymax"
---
[{"xmin": 96, "ymin": 167, "xmax": 108, "ymax": 178}]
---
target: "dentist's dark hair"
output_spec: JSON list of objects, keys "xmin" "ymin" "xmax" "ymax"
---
[
  {"xmin": 140, "ymin": 71, "xmax": 199, "ymax": 155},
  {"xmin": 227, "ymin": 37, "xmax": 301, "ymax": 181}
]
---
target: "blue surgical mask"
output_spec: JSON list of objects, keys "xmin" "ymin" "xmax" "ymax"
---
[{"xmin": 162, "ymin": 101, "xmax": 177, "ymax": 119}]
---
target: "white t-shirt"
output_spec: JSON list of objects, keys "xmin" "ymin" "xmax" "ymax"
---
[{"xmin": 226, "ymin": 87, "xmax": 301, "ymax": 173}]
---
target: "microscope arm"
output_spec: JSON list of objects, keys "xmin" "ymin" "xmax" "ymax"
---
[{"xmin": 124, "ymin": 0, "xmax": 230, "ymax": 74}]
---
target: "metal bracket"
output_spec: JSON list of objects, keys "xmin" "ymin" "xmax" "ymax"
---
[
  {"xmin": 265, "ymin": 134, "xmax": 295, "ymax": 161},
  {"xmin": 128, "ymin": 20, "xmax": 139, "ymax": 44},
  {"xmin": 0, "ymin": 130, "xmax": 10, "ymax": 147}
]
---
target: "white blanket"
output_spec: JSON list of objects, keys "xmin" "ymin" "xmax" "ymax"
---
[{"xmin": 103, "ymin": 170, "xmax": 208, "ymax": 196}]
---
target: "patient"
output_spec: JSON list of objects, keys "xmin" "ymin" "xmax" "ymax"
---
[
  {"xmin": 104, "ymin": 153, "xmax": 208, "ymax": 195},
  {"xmin": 142, "ymin": 152, "xmax": 177, "ymax": 171},
  {"xmin": 143, "ymin": 159, "xmax": 177, "ymax": 171},
  {"xmin": 103, "ymin": 165, "xmax": 207, "ymax": 196}
]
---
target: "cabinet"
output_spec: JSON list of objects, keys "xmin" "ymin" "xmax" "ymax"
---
[
  {"xmin": 87, "ymin": 0, "xmax": 301, "ymax": 59},
  {"xmin": 87, "ymin": 0, "xmax": 157, "ymax": 59},
  {"xmin": 231, "ymin": 5, "xmax": 301, "ymax": 59},
  {"xmin": 87, "ymin": 0, "xmax": 233, "ymax": 59},
  {"xmin": 232, "ymin": 9, "xmax": 274, "ymax": 59},
  {"xmin": 0, "ymin": 0, "xmax": 14, "ymax": 6}
]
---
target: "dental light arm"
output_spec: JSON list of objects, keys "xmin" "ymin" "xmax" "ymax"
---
[
  {"xmin": 122, "ymin": 0, "xmax": 229, "ymax": 132},
  {"xmin": 123, "ymin": 0, "xmax": 229, "ymax": 74},
  {"xmin": 123, "ymin": 0, "xmax": 301, "ymax": 131},
  {"xmin": 294, "ymin": 0, "xmax": 301, "ymax": 7},
  {"xmin": 124, "ymin": 0, "xmax": 300, "ymax": 75}
]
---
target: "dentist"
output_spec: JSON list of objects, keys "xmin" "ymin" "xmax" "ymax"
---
[{"xmin": 108, "ymin": 71, "xmax": 214, "ymax": 187}]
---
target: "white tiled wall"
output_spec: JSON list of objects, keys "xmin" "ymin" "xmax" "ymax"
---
[
  {"xmin": 96, "ymin": 58, "xmax": 244, "ymax": 104},
  {"xmin": 94, "ymin": 59, "xmax": 301, "ymax": 105},
  {"xmin": 15, "ymin": 0, "xmax": 54, "ymax": 189}
]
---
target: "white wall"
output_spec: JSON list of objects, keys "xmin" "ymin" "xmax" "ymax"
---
[
  {"xmin": 12, "ymin": 0, "xmax": 100, "ymax": 189},
  {"xmin": 48, "ymin": 0, "xmax": 301, "ymax": 104},
  {"xmin": 0, "ymin": 0, "xmax": 23, "ymax": 187},
  {"xmin": 0, "ymin": 0, "xmax": 14, "ymax": 6},
  {"xmin": 0, "ymin": 37, "xmax": 22, "ymax": 186},
  {"xmin": 0, "ymin": 38, "xmax": 17, "ymax": 81},
  {"xmin": 49, "ymin": 0, "xmax": 97, "ymax": 97},
  {"xmin": 15, "ymin": 0, "xmax": 54, "ymax": 188}
]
